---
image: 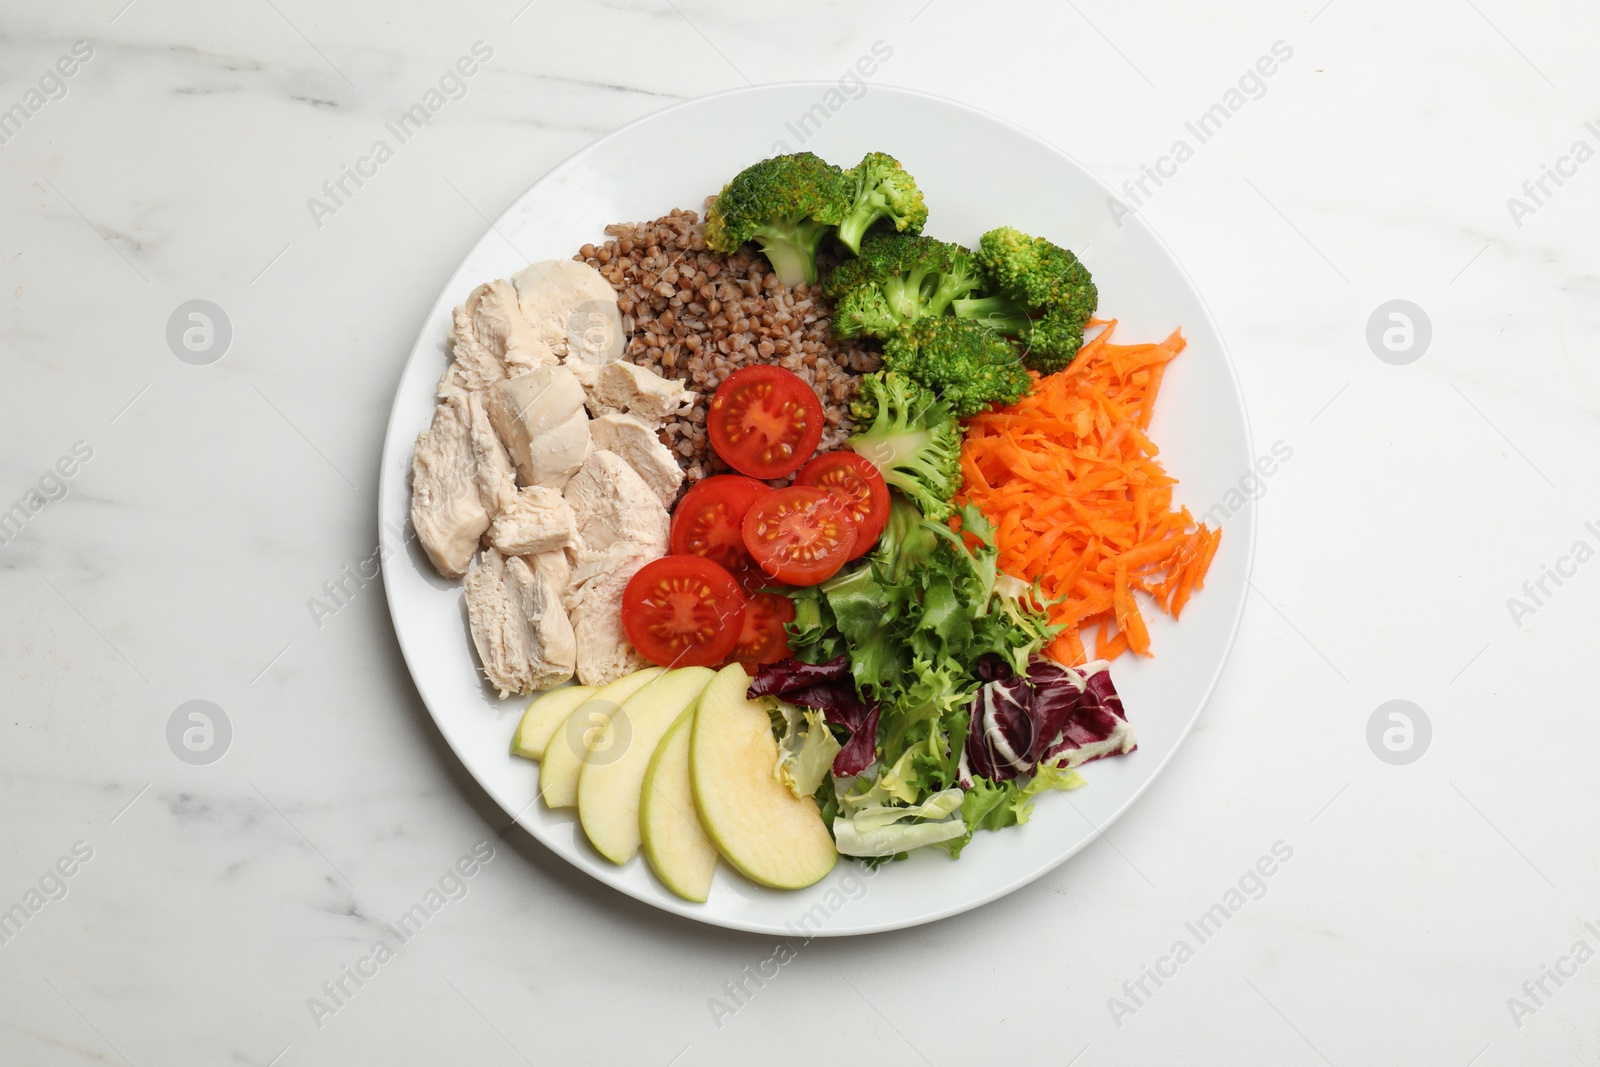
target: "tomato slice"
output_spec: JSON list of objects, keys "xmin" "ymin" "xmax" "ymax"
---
[
  {"xmin": 622, "ymin": 556, "xmax": 747, "ymax": 668},
  {"xmin": 706, "ymin": 365, "xmax": 825, "ymax": 480},
  {"xmin": 794, "ymin": 451, "xmax": 890, "ymax": 558},
  {"xmin": 741, "ymin": 486, "xmax": 858, "ymax": 586},
  {"xmin": 669, "ymin": 475, "xmax": 772, "ymax": 573},
  {"xmin": 732, "ymin": 592, "xmax": 796, "ymax": 672}
]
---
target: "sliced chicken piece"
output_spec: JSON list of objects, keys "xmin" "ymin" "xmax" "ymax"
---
[
  {"xmin": 565, "ymin": 541, "xmax": 640, "ymax": 612},
  {"xmin": 530, "ymin": 548, "xmax": 571, "ymax": 605},
  {"xmin": 464, "ymin": 547, "xmax": 576, "ymax": 697},
  {"xmin": 467, "ymin": 279, "xmax": 556, "ymax": 374},
  {"xmin": 588, "ymin": 412, "xmax": 684, "ymax": 506},
  {"xmin": 483, "ymin": 366, "xmax": 591, "ymax": 489},
  {"xmin": 567, "ymin": 550, "xmax": 653, "ymax": 687},
  {"xmin": 439, "ymin": 305, "xmax": 509, "ymax": 399},
  {"xmin": 579, "ymin": 359, "xmax": 695, "ymax": 423},
  {"xmin": 410, "ymin": 395, "xmax": 489, "ymax": 578},
  {"xmin": 487, "ymin": 486, "xmax": 576, "ymax": 557},
  {"xmin": 463, "ymin": 390, "xmax": 518, "ymax": 517},
  {"xmin": 513, "ymin": 260, "xmax": 625, "ymax": 362},
  {"xmin": 560, "ymin": 449, "xmax": 672, "ymax": 672},
  {"xmin": 562, "ymin": 448, "xmax": 669, "ymax": 557}
]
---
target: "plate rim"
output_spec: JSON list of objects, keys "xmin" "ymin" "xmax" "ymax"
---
[{"xmin": 378, "ymin": 80, "xmax": 1256, "ymax": 936}]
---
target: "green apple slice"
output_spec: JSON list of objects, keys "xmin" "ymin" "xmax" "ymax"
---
[
  {"xmin": 579, "ymin": 666, "xmax": 714, "ymax": 864},
  {"xmin": 540, "ymin": 667, "xmax": 665, "ymax": 809},
  {"xmin": 640, "ymin": 708, "xmax": 719, "ymax": 902},
  {"xmin": 511, "ymin": 685, "xmax": 595, "ymax": 761},
  {"xmin": 690, "ymin": 663, "xmax": 836, "ymax": 890}
]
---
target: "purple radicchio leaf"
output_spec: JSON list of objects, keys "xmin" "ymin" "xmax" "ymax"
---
[
  {"xmin": 748, "ymin": 657, "xmax": 881, "ymax": 776},
  {"xmin": 960, "ymin": 675, "xmax": 1035, "ymax": 786},
  {"xmin": 829, "ymin": 702, "xmax": 881, "ymax": 777},
  {"xmin": 961, "ymin": 657, "xmax": 1138, "ymax": 786},
  {"xmin": 974, "ymin": 653, "xmax": 1014, "ymax": 683},
  {"xmin": 1037, "ymin": 661, "xmax": 1138, "ymax": 769},
  {"xmin": 747, "ymin": 656, "xmax": 851, "ymax": 697}
]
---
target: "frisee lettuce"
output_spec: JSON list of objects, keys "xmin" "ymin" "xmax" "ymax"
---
[
  {"xmin": 773, "ymin": 703, "xmax": 841, "ymax": 799},
  {"xmin": 834, "ymin": 815, "xmax": 967, "ymax": 858},
  {"xmin": 785, "ymin": 494, "xmax": 1062, "ymax": 855},
  {"xmin": 942, "ymin": 762, "xmax": 1085, "ymax": 857}
]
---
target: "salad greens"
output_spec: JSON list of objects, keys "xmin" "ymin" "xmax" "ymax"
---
[
  {"xmin": 773, "ymin": 704, "xmax": 841, "ymax": 798},
  {"xmin": 782, "ymin": 493, "xmax": 1076, "ymax": 855}
]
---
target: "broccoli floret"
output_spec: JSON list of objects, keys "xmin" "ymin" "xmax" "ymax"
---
[
  {"xmin": 879, "ymin": 316, "xmax": 1031, "ymax": 417},
  {"xmin": 822, "ymin": 233, "xmax": 985, "ymax": 339},
  {"xmin": 950, "ymin": 293, "xmax": 1031, "ymax": 335},
  {"xmin": 970, "ymin": 226, "xmax": 1098, "ymax": 374},
  {"xmin": 836, "ymin": 152, "xmax": 929, "ymax": 254},
  {"xmin": 704, "ymin": 153, "xmax": 850, "ymax": 287},
  {"xmin": 830, "ymin": 284, "xmax": 898, "ymax": 339},
  {"xmin": 847, "ymin": 372, "xmax": 963, "ymax": 521},
  {"xmin": 1022, "ymin": 308, "xmax": 1088, "ymax": 372}
]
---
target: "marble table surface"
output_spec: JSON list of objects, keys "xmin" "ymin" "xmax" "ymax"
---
[{"xmin": 3, "ymin": 1, "xmax": 1597, "ymax": 1064}]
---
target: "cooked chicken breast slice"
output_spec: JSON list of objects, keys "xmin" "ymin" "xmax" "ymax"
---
[
  {"xmin": 531, "ymin": 548, "xmax": 571, "ymax": 605},
  {"xmin": 488, "ymin": 485, "xmax": 576, "ymax": 557},
  {"xmin": 579, "ymin": 359, "xmax": 695, "ymax": 423},
  {"xmin": 410, "ymin": 395, "xmax": 489, "ymax": 579},
  {"xmin": 588, "ymin": 413, "xmax": 684, "ymax": 506},
  {"xmin": 467, "ymin": 279, "xmax": 556, "ymax": 373},
  {"xmin": 483, "ymin": 366, "xmax": 591, "ymax": 488},
  {"xmin": 565, "ymin": 542, "xmax": 641, "ymax": 612},
  {"xmin": 439, "ymin": 306, "xmax": 509, "ymax": 399},
  {"xmin": 562, "ymin": 448, "xmax": 669, "ymax": 557},
  {"xmin": 567, "ymin": 550, "xmax": 653, "ymax": 687},
  {"xmin": 513, "ymin": 260, "xmax": 624, "ymax": 362},
  {"xmin": 463, "ymin": 390, "xmax": 518, "ymax": 517},
  {"xmin": 464, "ymin": 547, "xmax": 576, "ymax": 697}
]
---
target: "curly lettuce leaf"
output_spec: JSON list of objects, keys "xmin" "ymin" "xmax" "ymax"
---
[
  {"xmin": 943, "ymin": 764, "xmax": 1086, "ymax": 857},
  {"xmin": 774, "ymin": 704, "xmax": 842, "ymax": 799},
  {"xmin": 834, "ymin": 815, "xmax": 967, "ymax": 858}
]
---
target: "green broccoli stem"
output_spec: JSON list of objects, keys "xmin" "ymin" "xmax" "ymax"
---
[
  {"xmin": 952, "ymin": 294, "xmax": 1031, "ymax": 336},
  {"xmin": 754, "ymin": 218, "xmax": 833, "ymax": 287},
  {"xmin": 929, "ymin": 272, "xmax": 981, "ymax": 317},
  {"xmin": 881, "ymin": 276, "xmax": 922, "ymax": 323},
  {"xmin": 836, "ymin": 206, "xmax": 881, "ymax": 255}
]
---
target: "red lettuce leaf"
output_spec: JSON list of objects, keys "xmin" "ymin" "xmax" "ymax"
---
[{"xmin": 748, "ymin": 658, "xmax": 882, "ymax": 776}]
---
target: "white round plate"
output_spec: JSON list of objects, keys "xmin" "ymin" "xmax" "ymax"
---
[{"xmin": 379, "ymin": 83, "xmax": 1254, "ymax": 936}]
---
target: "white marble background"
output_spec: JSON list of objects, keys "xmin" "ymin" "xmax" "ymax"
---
[{"xmin": 2, "ymin": 0, "xmax": 1597, "ymax": 1063}]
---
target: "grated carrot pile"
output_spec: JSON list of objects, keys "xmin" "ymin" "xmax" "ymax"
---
[{"xmin": 960, "ymin": 319, "xmax": 1220, "ymax": 666}]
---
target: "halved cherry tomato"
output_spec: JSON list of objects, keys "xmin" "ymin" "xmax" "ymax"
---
[
  {"xmin": 669, "ymin": 475, "xmax": 772, "ymax": 573},
  {"xmin": 732, "ymin": 592, "xmax": 796, "ymax": 672},
  {"xmin": 741, "ymin": 485, "xmax": 857, "ymax": 586},
  {"xmin": 794, "ymin": 451, "xmax": 890, "ymax": 558},
  {"xmin": 622, "ymin": 556, "xmax": 747, "ymax": 668},
  {"xmin": 706, "ymin": 365, "xmax": 825, "ymax": 480}
]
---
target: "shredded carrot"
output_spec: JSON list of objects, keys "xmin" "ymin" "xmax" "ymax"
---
[{"xmin": 961, "ymin": 319, "xmax": 1219, "ymax": 665}]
